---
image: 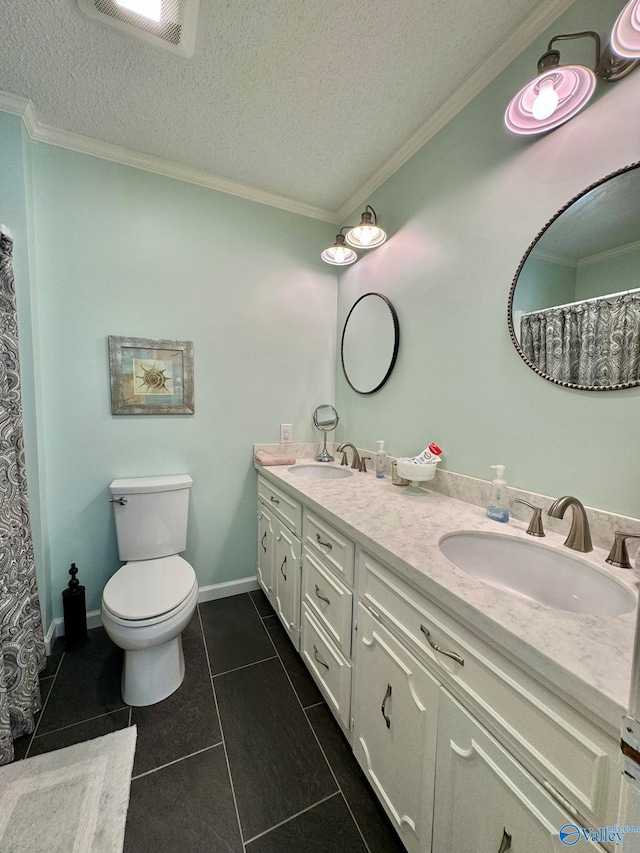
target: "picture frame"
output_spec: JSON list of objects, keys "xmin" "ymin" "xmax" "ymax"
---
[{"xmin": 108, "ymin": 336, "xmax": 194, "ymax": 415}]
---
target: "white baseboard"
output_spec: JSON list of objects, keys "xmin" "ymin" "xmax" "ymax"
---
[
  {"xmin": 44, "ymin": 577, "xmax": 260, "ymax": 652},
  {"xmin": 197, "ymin": 576, "xmax": 260, "ymax": 603}
]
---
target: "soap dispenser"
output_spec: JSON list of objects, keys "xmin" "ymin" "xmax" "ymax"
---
[
  {"xmin": 376, "ymin": 440, "xmax": 386, "ymax": 478},
  {"xmin": 486, "ymin": 465, "xmax": 509, "ymax": 523}
]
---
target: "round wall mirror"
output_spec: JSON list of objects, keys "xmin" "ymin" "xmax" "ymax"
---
[
  {"xmin": 508, "ymin": 162, "xmax": 640, "ymax": 391},
  {"xmin": 341, "ymin": 293, "xmax": 400, "ymax": 395},
  {"xmin": 313, "ymin": 404, "xmax": 338, "ymax": 462}
]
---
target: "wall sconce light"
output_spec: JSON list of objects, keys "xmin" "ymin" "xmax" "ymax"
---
[
  {"xmin": 612, "ymin": 0, "xmax": 640, "ymax": 58},
  {"xmin": 321, "ymin": 231, "xmax": 358, "ymax": 266},
  {"xmin": 321, "ymin": 206, "xmax": 387, "ymax": 266},
  {"xmin": 505, "ymin": 24, "xmax": 638, "ymax": 136}
]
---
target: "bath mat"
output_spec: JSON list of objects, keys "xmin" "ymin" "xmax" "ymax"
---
[{"xmin": 0, "ymin": 726, "xmax": 137, "ymax": 853}]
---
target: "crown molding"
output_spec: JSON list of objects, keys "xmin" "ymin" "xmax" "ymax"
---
[
  {"xmin": 530, "ymin": 247, "xmax": 576, "ymax": 266},
  {"xmin": 0, "ymin": 90, "xmax": 337, "ymax": 224},
  {"xmin": 1, "ymin": 0, "xmax": 574, "ymax": 229},
  {"xmin": 578, "ymin": 237, "xmax": 640, "ymax": 267},
  {"xmin": 335, "ymin": 0, "xmax": 576, "ymax": 222}
]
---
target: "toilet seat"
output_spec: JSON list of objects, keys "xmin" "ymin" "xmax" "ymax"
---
[{"xmin": 103, "ymin": 555, "xmax": 196, "ymax": 623}]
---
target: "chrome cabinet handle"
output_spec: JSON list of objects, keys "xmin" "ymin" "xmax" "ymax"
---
[
  {"xmin": 109, "ymin": 496, "xmax": 127, "ymax": 506},
  {"xmin": 270, "ymin": 496, "xmax": 280, "ymax": 505},
  {"xmin": 280, "ymin": 556, "xmax": 287, "ymax": 580},
  {"xmin": 316, "ymin": 533, "xmax": 333, "ymax": 550},
  {"xmin": 261, "ymin": 532, "xmax": 267, "ymax": 553},
  {"xmin": 497, "ymin": 828, "xmax": 512, "ymax": 853},
  {"xmin": 420, "ymin": 625, "xmax": 464, "ymax": 666},
  {"xmin": 381, "ymin": 683, "xmax": 392, "ymax": 729},
  {"xmin": 314, "ymin": 585, "xmax": 330, "ymax": 605},
  {"xmin": 313, "ymin": 645, "xmax": 329, "ymax": 670}
]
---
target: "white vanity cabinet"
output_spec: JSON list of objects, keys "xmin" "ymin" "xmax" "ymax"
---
[
  {"xmin": 357, "ymin": 548, "xmax": 617, "ymax": 850},
  {"xmin": 432, "ymin": 691, "xmax": 584, "ymax": 853},
  {"xmin": 299, "ymin": 508, "xmax": 355, "ymax": 731},
  {"xmin": 255, "ymin": 469, "xmax": 621, "ymax": 853},
  {"xmin": 257, "ymin": 477, "xmax": 302, "ymax": 647},
  {"xmin": 352, "ymin": 603, "xmax": 439, "ymax": 853}
]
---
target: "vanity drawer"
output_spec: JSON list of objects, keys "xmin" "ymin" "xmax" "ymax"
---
[
  {"xmin": 302, "ymin": 548, "xmax": 353, "ymax": 658},
  {"xmin": 258, "ymin": 476, "xmax": 302, "ymax": 536},
  {"xmin": 301, "ymin": 605, "xmax": 352, "ymax": 730},
  {"xmin": 358, "ymin": 550, "xmax": 620, "ymax": 827},
  {"xmin": 303, "ymin": 509, "xmax": 354, "ymax": 585}
]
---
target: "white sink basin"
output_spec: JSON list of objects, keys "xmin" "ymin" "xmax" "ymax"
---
[
  {"xmin": 439, "ymin": 531, "xmax": 636, "ymax": 616},
  {"xmin": 288, "ymin": 464, "xmax": 353, "ymax": 480}
]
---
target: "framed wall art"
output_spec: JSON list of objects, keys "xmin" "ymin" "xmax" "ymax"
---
[{"xmin": 108, "ymin": 336, "xmax": 194, "ymax": 415}]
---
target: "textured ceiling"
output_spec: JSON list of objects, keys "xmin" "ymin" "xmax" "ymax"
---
[{"xmin": 0, "ymin": 0, "xmax": 574, "ymax": 219}]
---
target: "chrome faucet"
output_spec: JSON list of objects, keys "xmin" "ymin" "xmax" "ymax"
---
[
  {"xmin": 337, "ymin": 442, "xmax": 361, "ymax": 470},
  {"xmin": 547, "ymin": 495, "xmax": 593, "ymax": 553}
]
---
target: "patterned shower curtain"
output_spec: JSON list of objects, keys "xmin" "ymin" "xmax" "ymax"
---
[
  {"xmin": 0, "ymin": 232, "xmax": 45, "ymax": 765},
  {"xmin": 520, "ymin": 293, "xmax": 640, "ymax": 387}
]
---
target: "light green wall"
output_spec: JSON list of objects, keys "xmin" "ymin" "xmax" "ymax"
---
[
  {"xmin": 512, "ymin": 255, "xmax": 576, "ymax": 313},
  {"xmin": 575, "ymin": 244, "xmax": 640, "ymax": 300},
  {"xmin": 23, "ymin": 143, "xmax": 336, "ymax": 621},
  {"xmin": 336, "ymin": 0, "xmax": 640, "ymax": 518}
]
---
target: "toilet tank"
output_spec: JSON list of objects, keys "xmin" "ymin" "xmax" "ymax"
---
[{"xmin": 110, "ymin": 475, "xmax": 192, "ymax": 561}]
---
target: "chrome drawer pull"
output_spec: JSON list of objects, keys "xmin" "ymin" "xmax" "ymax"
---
[
  {"xmin": 280, "ymin": 557, "xmax": 287, "ymax": 580},
  {"xmin": 261, "ymin": 532, "xmax": 267, "ymax": 553},
  {"xmin": 270, "ymin": 496, "xmax": 280, "ymax": 505},
  {"xmin": 314, "ymin": 585, "xmax": 330, "ymax": 605},
  {"xmin": 498, "ymin": 828, "xmax": 512, "ymax": 853},
  {"xmin": 316, "ymin": 533, "xmax": 333, "ymax": 550},
  {"xmin": 420, "ymin": 625, "xmax": 464, "ymax": 666},
  {"xmin": 313, "ymin": 645, "xmax": 329, "ymax": 670},
  {"xmin": 381, "ymin": 683, "xmax": 392, "ymax": 729}
]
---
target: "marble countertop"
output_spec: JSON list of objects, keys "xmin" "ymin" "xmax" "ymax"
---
[{"xmin": 255, "ymin": 459, "xmax": 638, "ymax": 732}]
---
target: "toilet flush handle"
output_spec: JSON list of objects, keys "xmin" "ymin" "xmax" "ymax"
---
[{"xmin": 109, "ymin": 496, "xmax": 128, "ymax": 506}]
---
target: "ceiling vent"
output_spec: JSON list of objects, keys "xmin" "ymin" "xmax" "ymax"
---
[{"xmin": 78, "ymin": 0, "xmax": 199, "ymax": 57}]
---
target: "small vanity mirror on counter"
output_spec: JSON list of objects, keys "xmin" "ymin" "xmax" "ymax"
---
[
  {"xmin": 508, "ymin": 162, "xmax": 640, "ymax": 390},
  {"xmin": 313, "ymin": 404, "xmax": 338, "ymax": 462},
  {"xmin": 341, "ymin": 292, "xmax": 400, "ymax": 395}
]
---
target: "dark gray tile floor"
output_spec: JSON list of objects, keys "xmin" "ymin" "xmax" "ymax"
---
[{"xmin": 11, "ymin": 590, "xmax": 405, "ymax": 853}]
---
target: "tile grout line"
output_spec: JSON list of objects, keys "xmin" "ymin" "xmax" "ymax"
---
[
  {"xmin": 131, "ymin": 741, "xmax": 223, "ymax": 781},
  {"xmin": 197, "ymin": 604, "xmax": 247, "ymax": 852},
  {"xmin": 29, "ymin": 707, "xmax": 129, "ymax": 741},
  {"xmin": 23, "ymin": 647, "xmax": 66, "ymax": 760},
  {"xmin": 250, "ymin": 594, "xmax": 373, "ymax": 853},
  {"xmin": 243, "ymin": 790, "xmax": 342, "ymax": 847},
  {"xmin": 210, "ymin": 654, "xmax": 278, "ymax": 679}
]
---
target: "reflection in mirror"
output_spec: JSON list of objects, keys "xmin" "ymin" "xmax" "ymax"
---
[
  {"xmin": 313, "ymin": 404, "xmax": 338, "ymax": 462},
  {"xmin": 341, "ymin": 293, "xmax": 400, "ymax": 395},
  {"xmin": 509, "ymin": 162, "xmax": 640, "ymax": 390}
]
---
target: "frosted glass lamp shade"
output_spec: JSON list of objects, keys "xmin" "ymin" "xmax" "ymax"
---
[
  {"xmin": 505, "ymin": 66, "xmax": 596, "ymax": 135},
  {"xmin": 321, "ymin": 234, "xmax": 358, "ymax": 266},
  {"xmin": 345, "ymin": 208, "xmax": 387, "ymax": 249},
  {"xmin": 611, "ymin": 0, "xmax": 640, "ymax": 58}
]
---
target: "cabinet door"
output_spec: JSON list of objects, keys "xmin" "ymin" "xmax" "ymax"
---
[
  {"xmin": 353, "ymin": 604, "xmax": 440, "ymax": 853},
  {"xmin": 433, "ymin": 691, "xmax": 596, "ymax": 853},
  {"xmin": 274, "ymin": 522, "xmax": 302, "ymax": 649},
  {"xmin": 257, "ymin": 502, "xmax": 275, "ymax": 605}
]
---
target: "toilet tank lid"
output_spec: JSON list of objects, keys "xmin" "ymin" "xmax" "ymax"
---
[{"xmin": 109, "ymin": 474, "xmax": 192, "ymax": 495}]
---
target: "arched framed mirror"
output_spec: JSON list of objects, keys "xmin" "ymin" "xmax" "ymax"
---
[
  {"xmin": 508, "ymin": 162, "xmax": 640, "ymax": 391},
  {"xmin": 341, "ymin": 293, "xmax": 400, "ymax": 395}
]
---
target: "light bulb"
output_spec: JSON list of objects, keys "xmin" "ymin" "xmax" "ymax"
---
[
  {"xmin": 352, "ymin": 226, "xmax": 379, "ymax": 247},
  {"xmin": 334, "ymin": 246, "xmax": 347, "ymax": 263},
  {"xmin": 117, "ymin": 0, "xmax": 162, "ymax": 22},
  {"xmin": 532, "ymin": 77, "xmax": 559, "ymax": 120}
]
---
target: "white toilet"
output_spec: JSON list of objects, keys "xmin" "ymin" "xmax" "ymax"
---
[{"xmin": 101, "ymin": 474, "xmax": 198, "ymax": 707}]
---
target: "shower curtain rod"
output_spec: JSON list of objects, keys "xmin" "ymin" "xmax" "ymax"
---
[{"xmin": 522, "ymin": 286, "xmax": 640, "ymax": 317}]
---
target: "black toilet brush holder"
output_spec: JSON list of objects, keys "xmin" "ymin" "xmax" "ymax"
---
[{"xmin": 62, "ymin": 562, "xmax": 88, "ymax": 649}]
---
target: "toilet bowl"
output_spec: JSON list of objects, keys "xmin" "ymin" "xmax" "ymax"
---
[
  {"xmin": 102, "ymin": 474, "xmax": 196, "ymax": 707},
  {"xmin": 102, "ymin": 555, "xmax": 198, "ymax": 706}
]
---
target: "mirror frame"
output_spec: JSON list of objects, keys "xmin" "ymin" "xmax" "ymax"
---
[
  {"xmin": 507, "ymin": 161, "xmax": 640, "ymax": 392},
  {"xmin": 341, "ymin": 292, "xmax": 400, "ymax": 395},
  {"xmin": 313, "ymin": 404, "xmax": 339, "ymax": 432}
]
